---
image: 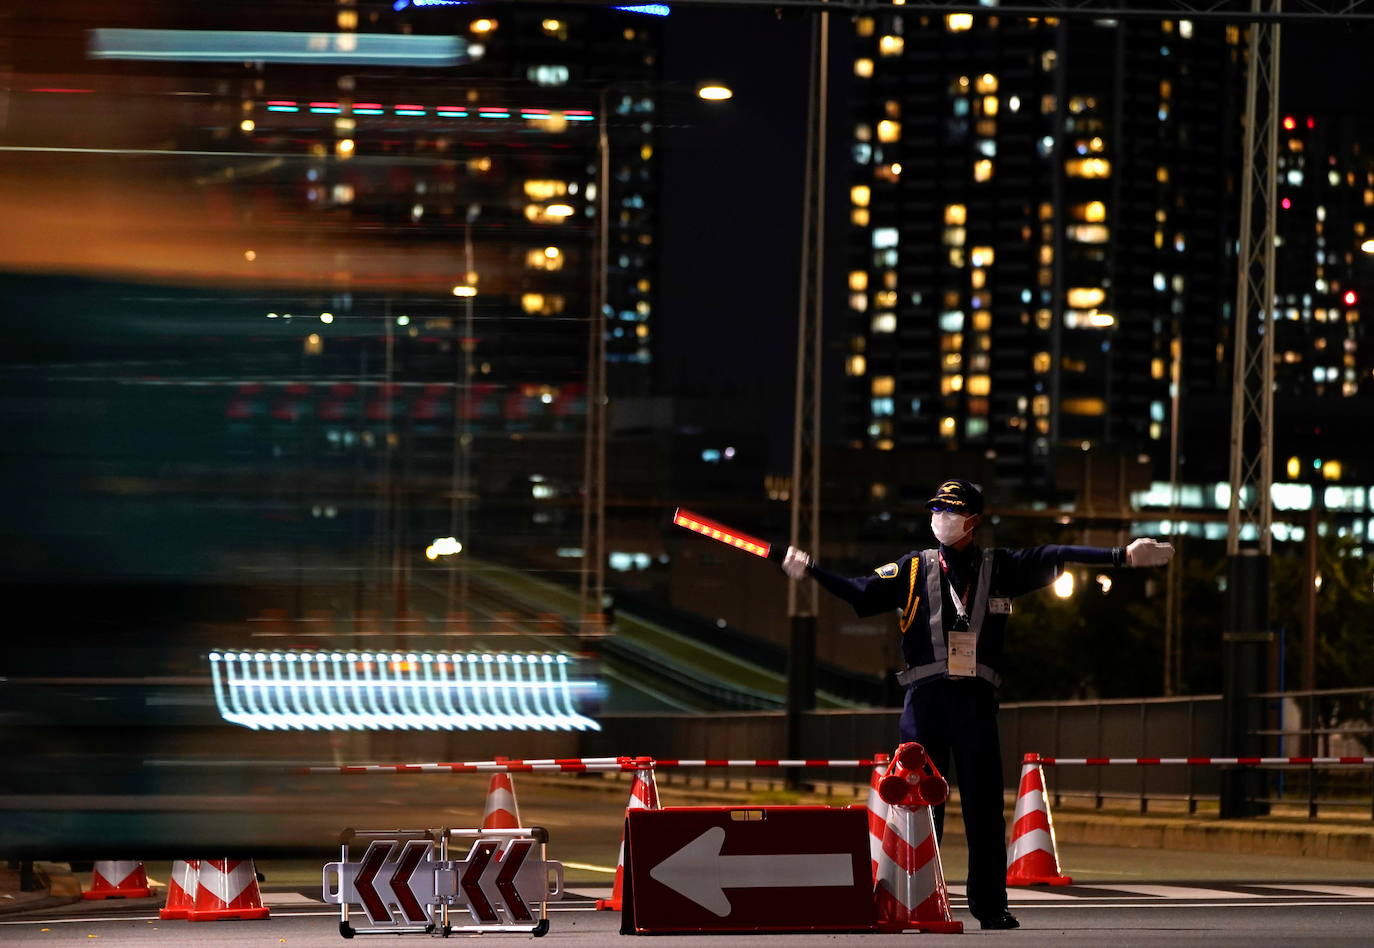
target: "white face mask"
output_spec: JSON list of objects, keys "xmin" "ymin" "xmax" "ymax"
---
[{"xmin": 931, "ymin": 511, "xmax": 972, "ymax": 547}]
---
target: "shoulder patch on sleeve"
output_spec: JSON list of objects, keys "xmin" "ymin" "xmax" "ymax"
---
[{"xmin": 874, "ymin": 562, "xmax": 900, "ymax": 579}]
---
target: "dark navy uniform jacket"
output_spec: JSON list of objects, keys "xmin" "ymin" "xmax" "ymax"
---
[{"xmin": 808, "ymin": 543, "xmax": 1122, "ymax": 687}]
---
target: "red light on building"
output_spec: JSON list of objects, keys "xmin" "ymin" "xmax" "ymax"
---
[
  {"xmin": 1281, "ymin": 197, "xmax": 1292, "ymax": 209},
  {"xmin": 1344, "ymin": 290, "xmax": 1358, "ymax": 306},
  {"xmin": 1306, "ymin": 117, "xmax": 1315, "ymax": 129},
  {"xmin": 1282, "ymin": 116, "xmax": 1296, "ymax": 130}
]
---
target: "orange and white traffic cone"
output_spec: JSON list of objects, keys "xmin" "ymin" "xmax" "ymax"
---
[
  {"xmin": 872, "ymin": 743, "xmax": 963, "ymax": 934},
  {"xmin": 83, "ymin": 860, "xmax": 153, "ymax": 900},
  {"xmin": 481, "ymin": 772, "xmax": 521, "ymax": 830},
  {"xmin": 159, "ymin": 860, "xmax": 200, "ymax": 919},
  {"xmin": 186, "ymin": 859, "xmax": 270, "ymax": 921},
  {"xmin": 1006, "ymin": 754, "xmax": 1072, "ymax": 886},
  {"xmin": 595, "ymin": 763, "xmax": 660, "ymax": 911},
  {"xmin": 873, "ymin": 800, "xmax": 963, "ymax": 934},
  {"xmin": 864, "ymin": 762, "xmax": 891, "ymax": 881}
]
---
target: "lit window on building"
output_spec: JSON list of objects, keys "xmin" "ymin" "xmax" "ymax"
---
[
  {"xmin": 945, "ymin": 204, "xmax": 967, "ymax": 225},
  {"xmin": 877, "ymin": 119, "xmax": 901, "ymax": 143},
  {"xmin": 1067, "ymin": 287, "xmax": 1106, "ymax": 308},
  {"xmin": 1066, "ymin": 158, "xmax": 1111, "ymax": 178},
  {"xmin": 871, "ymin": 397, "xmax": 895, "ymax": 416},
  {"xmin": 851, "ymin": 184, "xmax": 871, "ymax": 207},
  {"xmin": 847, "ymin": 355, "xmax": 867, "ymax": 376},
  {"xmin": 879, "ymin": 35, "xmax": 904, "ymax": 57},
  {"xmin": 946, "ymin": 13, "xmax": 973, "ymax": 32},
  {"xmin": 967, "ymin": 375, "xmax": 991, "ymax": 396},
  {"xmin": 856, "ymin": 16, "xmax": 875, "ymax": 36},
  {"xmin": 1033, "ymin": 351, "xmax": 1051, "ymax": 373},
  {"xmin": 940, "ymin": 311, "xmax": 965, "ymax": 332},
  {"xmin": 874, "ymin": 290, "xmax": 898, "ymax": 309},
  {"xmin": 872, "ymin": 376, "xmax": 895, "ymax": 396},
  {"xmin": 855, "ymin": 58, "xmax": 874, "ymax": 78},
  {"xmin": 976, "ymin": 73, "xmax": 998, "ymax": 94},
  {"xmin": 873, "ymin": 228, "xmax": 899, "ymax": 249},
  {"xmin": 972, "ymin": 311, "xmax": 992, "ymax": 332},
  {"xmin": 982, "ymin": 95, "xmax": 999, "ymax": 117},
  {"xmin": 849, "ymin": 270, "xmax": 869, "ymax": 292},
  {"xmin": 970, "ymin": 246, "xmax": 994, "ymax": 267},
  {"xmin": 940, "ymin": 376, "xmax": 962, "ymax": 395},
  {"xmin": 974, "ymin": 159, "xmax": 993, "ymax": 182},
  {"xmin": 852, "ymin": 208, "xmax": 871, "ymax": 226},
  {"xmin": 872, "ymin": 313, "xmax": 897, "ymax": 333},
  {"xmin": 943, "ymin": 226, "xmax": 967, "ymax": 247},
  {"xmin": 1083, "ymin": 201, "xmax": 1107, "ymax": 222},
  {"xmin": 850, "ymin": 293, "xmax": 868, "ymax": 312},
  {"xmin": 855, "ymin": 123, "xmax": 872, "ymax": 142},
  {"xmin": 525, "ymin": 180, "xmax": 569, "ymax": 200},
  {"xmin": 940, "ymin": 416, "xmax": 958, "ymax": 437},
  {"xmin": 1068, "ymin": 224, "xmax": 1109, "ymax": 243}
]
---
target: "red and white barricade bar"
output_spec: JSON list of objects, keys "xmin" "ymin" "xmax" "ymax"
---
[
  {"xmin": 307, "ymin": 756, "xmax": 882, "ymax": 776},
  {"xmin": 621, "ymin": 806, "xmax": 877, "ymax": 935},
  {"xmin": 323, "ymin": 827, "xmax": 563, "ymax": 938}
]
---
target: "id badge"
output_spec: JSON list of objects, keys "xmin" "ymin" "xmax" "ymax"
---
[
  {"xmin": 947, "ymin": 629, "xmax": 977, "ymax": 678},
  {"xmin": 988, "ymin": 597, "xmax": 1012, "ymax": 615}
]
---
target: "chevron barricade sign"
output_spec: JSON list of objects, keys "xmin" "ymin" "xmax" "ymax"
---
[{"xmin": 323, "ymin": 827, "xmax": 563, "ymax": 937}]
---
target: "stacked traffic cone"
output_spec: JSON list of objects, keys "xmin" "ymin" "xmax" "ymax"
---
[
  {"xmin": 872, "ymin": 743, "xmax": 963, "ymax": 934},
  {"xmin": 186, "ymin": 859, "xmax": 270, "ymax": 921},
  {"xmin": 82, "ymin": 860, "xmax": 153, "ymax": 900},
  {"xmin": 864, "ymin": 761, "xmax": 891, "ymax": 880},
  {"xmin": 595, "ymin": 763, "xmax": 660, "ymax": 911},
  {"xmin": 1006, "ymin": 753, "xmax": 1073, "ymax": 886},
  {"xmin": 481, "ymin": 772, "xmax": 521, "ymax": 829},
  {"xmin": 159, "ymin": 860, "xmax": 200, "ymax": 919}
]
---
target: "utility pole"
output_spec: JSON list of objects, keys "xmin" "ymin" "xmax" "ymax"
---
[
  {"xmin": 1222, "ymin": 0, "xmax": 1281, "ymax": 818},
  {"xmin": 580, "ymin": 88, "xmax": 611, "ymax": 639},
  {"xmin": 786, "ymin": 6, "xmax": 829, "ymax": 770}
]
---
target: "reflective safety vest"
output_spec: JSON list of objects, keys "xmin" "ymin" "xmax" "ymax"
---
[{"xmin": 895, "ymin": 548, "xmax": 1002, "ymax": 688}]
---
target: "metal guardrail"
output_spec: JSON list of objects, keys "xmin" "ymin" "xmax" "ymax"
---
[
  {"xmin": 594, "ymin": 691, "xmax": 1374, "ymax": 819},
  {"xmin": 1251, "ymin": 686, "xmax": 1374, "ymax": 819}
]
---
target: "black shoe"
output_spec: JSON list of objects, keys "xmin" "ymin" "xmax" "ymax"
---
[{"xmin": 979, "ymin": 911, "xmax": 1020, "ymax": 930}]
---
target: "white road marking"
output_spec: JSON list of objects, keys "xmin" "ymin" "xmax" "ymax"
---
[
  {"xmin": 1251, "ymin": 884, "xmax": 1374, "ymax": 898},
  {"xmin": 949, "ymin": 884, "xmax": 1076, "ymax": 901},
  {"xmin": 1092, "ymin": 884, "xmax": 1265, "ymax": 899}
]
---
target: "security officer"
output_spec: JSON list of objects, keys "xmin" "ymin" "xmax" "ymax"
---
[{"xmin": 781, "ymin": 478, "xmax": 1173, "ymax": 930}]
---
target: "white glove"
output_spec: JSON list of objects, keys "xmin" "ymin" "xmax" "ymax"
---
[
  {"xmin": 1126, "ymin": 538, "xmax": 1174, "ymax": 567},
  {"xmin": 782, "ymin": 546, "xmax": 812, "ymax": 580}
]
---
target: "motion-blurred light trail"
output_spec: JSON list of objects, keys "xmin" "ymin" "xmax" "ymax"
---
[
  {"xmin": 88, "ymin": 29, "xmax": 477, "ymax": 66},
  {"xmin": 209, "ymin": 650, "xmax": 600, "ymax": 732}
]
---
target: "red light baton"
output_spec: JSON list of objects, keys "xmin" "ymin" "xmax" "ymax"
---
[{"xmin": 671, "ymin": 508, "xmax": 783, "ymax": 563}]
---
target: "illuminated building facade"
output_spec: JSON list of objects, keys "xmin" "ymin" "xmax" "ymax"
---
[
  {"xmin": 0, "ymin": 2, "xmax": 666, "ymax": 621},
  {"xmin": 1271, "ymin": 114, "xmax": 1374, "ymax": 402},
  {"xmin": 843, "ymin": 12, "xmax": 1245, "ymax": 488}
]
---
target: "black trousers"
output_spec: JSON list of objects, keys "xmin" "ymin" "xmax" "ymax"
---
[{"xmin": 898, "ymin": 677, "xmax": 1007, "ymax": 920}]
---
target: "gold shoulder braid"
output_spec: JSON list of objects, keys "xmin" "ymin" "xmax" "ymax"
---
[{"xmin": 899, "ymin": 557, "xmax": 921, "ymax": 635}]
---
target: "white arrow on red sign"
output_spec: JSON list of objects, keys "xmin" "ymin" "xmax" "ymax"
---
[
  {"xmin": 353, "ymin": 839, "xmax": 434, "ymax": 925},
  {"xmin": 648, "ymin": 826, "xmax": 854, "ymax": 917}
]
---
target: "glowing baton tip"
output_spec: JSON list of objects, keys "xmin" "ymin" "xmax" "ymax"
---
[{"xmin": 670, "ymin": 507, "xmax": 773, "ymax": 559}]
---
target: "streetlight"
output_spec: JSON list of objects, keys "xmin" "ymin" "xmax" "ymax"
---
[
  {"xmin": 696, "ymin": 82, "xmax": 733, "ymax": 101},
  {"xmin": 1361, "ymin": 238, "xmax": 1374, "ymax": 254}
]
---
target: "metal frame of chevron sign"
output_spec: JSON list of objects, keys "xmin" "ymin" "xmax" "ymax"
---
[{"xmin": 323, "ymin": 827, "xmax": 563, "ymax": 938}]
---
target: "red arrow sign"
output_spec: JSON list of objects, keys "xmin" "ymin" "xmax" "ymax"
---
[
  {"xmin": 389, "ymin": 839, "xmax": 431, "ymax": 924},
  {"xmin": 461, "ymin": 840, "xmax": 500, "ymax": 923},
  {"xmin": 354, "ymin": 841, "xmax": 394, "ymax": 924},
  {"xmin": 494, "ymin": 840, "xmax": 534, "ymax": 922}
]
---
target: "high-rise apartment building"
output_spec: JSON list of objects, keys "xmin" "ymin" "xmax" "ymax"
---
[{"xmin": 843, "ymin": 12, "xmax": 1245, "ymax": 489}]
